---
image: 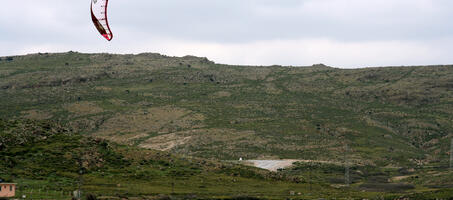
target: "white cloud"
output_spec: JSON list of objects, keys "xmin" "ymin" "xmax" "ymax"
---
[{"xmin": 135, "ymin": 37, "xmax": 453, "ymax": 68}]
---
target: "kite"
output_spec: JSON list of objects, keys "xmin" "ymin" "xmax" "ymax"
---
[{"xmin": 91, "ymin": 0, "xmax": 113, "ymax": 41}]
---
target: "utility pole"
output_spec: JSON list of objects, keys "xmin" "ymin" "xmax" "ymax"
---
[
  {"xmin": 308, "ymin": 161, "xmax": 312, "ymax": 192},
  {"xmin": 450, "ymin": 138, "xmax": 453, "ymax": 170},
  {"xmin": 170, "ymin": 159, "xmax": 175, "ymax": 195}
]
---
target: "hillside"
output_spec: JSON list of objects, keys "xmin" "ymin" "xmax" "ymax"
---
[
  {"xmin": 1, "ymin": 52, "xmax": 453, "ymax": 197},
  {"xmin": 1, "ymin": 52, "xmax": 452, "ymax": 164},
  {"xmin": 1, "ymin": 118, "xmax": 397, "ymax": 199}
]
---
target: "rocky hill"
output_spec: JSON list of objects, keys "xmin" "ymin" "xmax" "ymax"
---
[
  {"xmin": 1, "ymin": 52, "xmax": 453, "ymax": 198},
  {"xmin": 1, "ymin": 52, "xmax": 452, "ymax": 166}
]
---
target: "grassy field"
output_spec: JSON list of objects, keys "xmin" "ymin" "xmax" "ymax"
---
[{"xmin": 1, "ymin": 52, "xmax": 453, "ymax": 198}]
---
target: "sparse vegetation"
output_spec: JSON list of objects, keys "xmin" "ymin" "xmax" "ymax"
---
[
  {"xmin": 1, "ymin": 52, "xmax": 453, "ymax": 198},
  {"xmin": 0, "ymin": 119, "xmax": 382, "ymax": 199}
]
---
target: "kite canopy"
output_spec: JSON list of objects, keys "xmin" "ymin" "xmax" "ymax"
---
[{"xmin": 91, "ymin": 0, "xmax": 113, "ymax": 41}]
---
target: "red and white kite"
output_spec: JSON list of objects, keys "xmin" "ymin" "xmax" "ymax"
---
[{"xmin": 91, "ymin": 0, "xmax": 113, "ymax": 41}]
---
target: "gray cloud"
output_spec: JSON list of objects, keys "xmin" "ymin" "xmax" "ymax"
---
[
  {"xmin": 0, "ymin": 0, "xmax": 452, "ymax": 68},
  {"xmin": 110, "ymin": 0, "xmax": 453, "ymax": 42}
]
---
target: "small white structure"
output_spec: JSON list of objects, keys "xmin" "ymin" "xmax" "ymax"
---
[
  {"xmin": 73, "ymin": 190, "xmax": 81, "ymax": 200},
  {"xmin": 239, "ymin": 157, "xmax": 243, "ymax": 161}
]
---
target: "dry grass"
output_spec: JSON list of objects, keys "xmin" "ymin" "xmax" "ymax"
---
[
  {"xmin": 94, "ymin": 86, "xmax": 112, "ymax": 92},
  {"xmin": 263, "ymin": 82, "xmax": 282, "ymax": 94},
  {"xmin": 64, "ymin": 101, "xmax": 104, "ymax": 116},
  {"xmin": 21, "ymin": 110, "xmax": 53, "ymax": 120},
  {"xmin": 95, "ymin": 106, "xmax": 205, "ymax": 144},
  {"xmin": 139, "ymin": 132, "xmax": 193, "ymax": 151},
  {"xmin": 139, "ymin": 128, "xmax": 258, "ymax": 158},
  {"xmin": 212, "ymin": 91, "xmax": 232, "ymax": 98}
]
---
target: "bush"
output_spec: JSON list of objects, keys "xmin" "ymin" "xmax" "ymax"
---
[
  {"xmin": 155, "ymin": 194, "xmax": 172, "ymax": 200},
  {"xmin": 228, "ymin": 196, "xmax": 264, "ymax": 200},
  {"xmin": 359, "ymin": 183, "xmax": 415, "ymax": 192},
  {"xmin": 86, "ymin": 194, "xmax": 97, "ymax": 200}
]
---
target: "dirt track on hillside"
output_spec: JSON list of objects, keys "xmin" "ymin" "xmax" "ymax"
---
[{"xmin": 247, "ymin": 160, "xmax": 299, "ymax": 171}]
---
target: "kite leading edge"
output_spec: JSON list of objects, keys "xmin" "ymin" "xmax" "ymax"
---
[{"xmin": 91, "ymin": 0, "xmax": 113, "ymax": 41}]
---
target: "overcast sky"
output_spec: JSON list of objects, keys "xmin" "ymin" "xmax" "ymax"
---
[{"xmin": 0, "ymin": 0, "xmax": 452, "ymax": 68}]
